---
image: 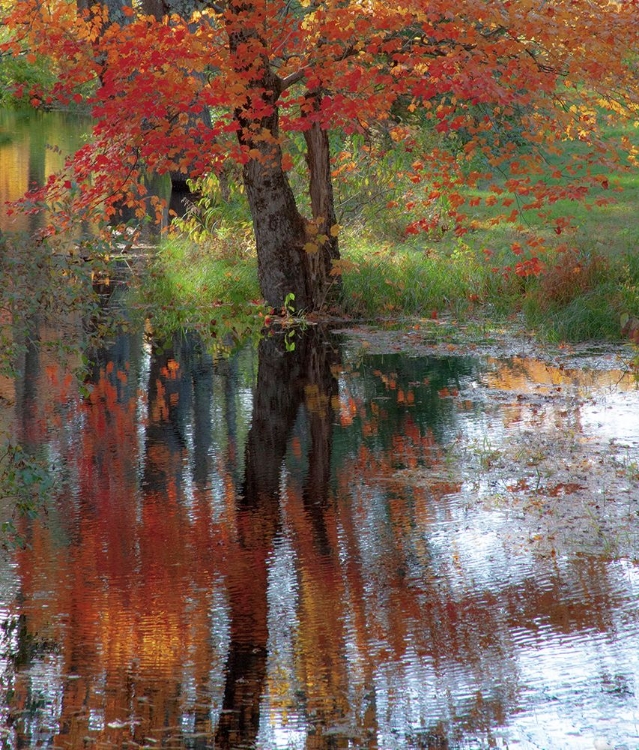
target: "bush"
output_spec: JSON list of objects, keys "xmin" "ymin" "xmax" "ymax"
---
[
  {"xmin": 523, "ymin": 249, "xmax": 639, "ymax": 341},
  {"xmin": 0, "ymin": 55, "xmax": 57, "ymax": 108}
]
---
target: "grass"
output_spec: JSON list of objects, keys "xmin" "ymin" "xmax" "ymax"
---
[
  {"xmin": 142, "ymin": 210, "xmax": 639, "ymax": 345},
  {"xmin": 140, "ymin": 120, "xmax": 639, "ymax": 345},
  {"xmin": 134, "ymin": 236, "xmax": 265, "ymax": 356},
  {"xmin": 336, "ymin": 236, "xmax": 516, "ymax": 319}
]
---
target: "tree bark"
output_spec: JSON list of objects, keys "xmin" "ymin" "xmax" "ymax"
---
[
  {"xmin": 242, "ymin": 146, "xmax": 311, "ymax": 311},
  {"xmin": 227, "ymin": 4, "xmax": 340, "ymax": 312},
  {"xmin": 241, "ymin": 108, "xmax": 342, "ymax": 312},
  {"xmin": 303, "ymin": 92, "xmax": 342, "ymax": 310}
]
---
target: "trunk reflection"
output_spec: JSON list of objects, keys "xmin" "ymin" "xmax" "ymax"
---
[{"xmin": 217, "ymin": 328, "xmax": 340, "ymax": 748}]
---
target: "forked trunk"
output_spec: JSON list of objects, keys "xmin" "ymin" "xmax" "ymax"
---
[
  {"xmin": 242, "ymin": 117, "xmax": 341, "ymax": 313},
  {"xmin": 228, "ymin": 6, "xmax": 340, "ymax": 313}
]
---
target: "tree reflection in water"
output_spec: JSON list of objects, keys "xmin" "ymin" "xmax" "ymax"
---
[
  {"xmin": 1, "ymin": 324, "xmax": 638, "ymax": 749},
  {"xmin": 216, "ymin": 328, "xmax": 339, "ymax": 748}
]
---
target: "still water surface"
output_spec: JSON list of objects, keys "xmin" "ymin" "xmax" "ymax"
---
[
  {"xmin": 0, "ymin": 109, "xmax": 172, "ymax": 233},
  {"xmin": 0, "ymin": 109, "xmax": 88, "ymax": 233},
  {"xmin": 2, "ymin": 110, "xmax": 639, "ymax": 749},
  {"xmin": 1, "ymin": 323, "xmax": 639, "ymax": 749}
]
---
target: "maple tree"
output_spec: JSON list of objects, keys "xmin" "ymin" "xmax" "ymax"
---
[{"xmin": 2, "ymin": 0, "xmax": 638, "ymax": 311}]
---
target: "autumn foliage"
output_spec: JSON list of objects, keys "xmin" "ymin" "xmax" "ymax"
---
[{"xmin": 2, "ymin": 0, "xmax": 639, "ymax": 303}]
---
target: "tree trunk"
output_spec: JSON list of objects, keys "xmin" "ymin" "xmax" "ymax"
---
[
  {"xmin": 242, "ymin": 115, "xmax": 342, "ymax": 312},
  {"xmin": 243, "ymin": 150, "xmax": 312, "ymax": 311},
  {"xmin": 303, "ymin": 92, "xmax": 342, "ymax": 310},
  {"xmin": 227, "ymin": 6, "xmax": 340, "ymax": 313}
]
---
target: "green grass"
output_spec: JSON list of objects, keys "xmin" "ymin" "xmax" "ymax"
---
[
  {"xmin": 336, "ymin": 236, "xmax": 514, "ymax": 319},
  {"xmin": 140, "ymin": 119, "xmax": 639, "ymax": 344},
  {"xmin": 334, "ymin": 117, "xmax": 639, "ymax": 340},
  {"xmin": 142, "ymin": 214, "xmax": 639, "ymax": 345},
  {"xmin": 135, "ymin": 237, "xmax": 265, "ymax": 356}
]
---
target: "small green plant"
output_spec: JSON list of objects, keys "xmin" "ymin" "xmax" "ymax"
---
[
  {"xmin": 0, "ymin": 440, "xmax": 53, "ymax": 549},
  {"xmin": 283, "ymin": 292, "xmax": 296, "ymax": 316},
  {"xmin": 284, "ymin": 328, "xmax": 296, "ymax": 352}
]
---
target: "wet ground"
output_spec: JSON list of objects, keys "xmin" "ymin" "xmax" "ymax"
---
[{"xmin": 1, "ymin": 321, "xmax": 639, "ymax": 749}]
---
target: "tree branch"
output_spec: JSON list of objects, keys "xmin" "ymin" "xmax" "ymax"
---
[{"xmin": 280, "ymin": 43, "xmax": 357, "ymax": 90}]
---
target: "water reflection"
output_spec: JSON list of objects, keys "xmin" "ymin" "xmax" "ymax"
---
[
  {"xmin": 1, "ymin": 326, "xmax": 639, "ymax": 748},
  {"xmin": 0, "ymin": 110, "xmax": 89, "ymax": 233},
  {"xmin": 0, "ymin": 108, "xmax": 176, "ymax": 236}
]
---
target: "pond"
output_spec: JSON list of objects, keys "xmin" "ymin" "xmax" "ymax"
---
[
  {"xmin": 0, "ymin": 109, "xmax": 89, "ymax": 233},
  {"xmin": 1, "ymin": 317, "xmax": 639, "ymax": 750},
  {"xmin": 2, "ymin": 110, "xmax": 639, "ymax": 750},
  {"xmin": 0, "ymin": 109, "xmax": 173, "ymax": 235}
]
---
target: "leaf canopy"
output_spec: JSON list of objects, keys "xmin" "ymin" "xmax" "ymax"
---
[{"xmin": 2, "ymin": 0, "xmax": 638, "ymax": 243}]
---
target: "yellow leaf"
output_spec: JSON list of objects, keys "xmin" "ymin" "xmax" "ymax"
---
[
  {"xmin": 303, "ymin": 242, "xmax": 318, "ymax": 254},
  {"xmin": 330, "ymin": 258, "xmax": 359, "ymax": 276},
  {"xmin": 329, "ymin": 224, "xmax": 340, "ymax": 237}
]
